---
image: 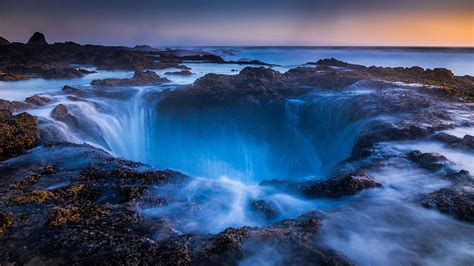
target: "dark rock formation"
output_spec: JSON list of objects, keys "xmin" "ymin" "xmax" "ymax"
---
[
  {"xmin": 91, "ymin": 70, "xmax": 169, "ymax": 87},
  {"xmin": 25, "ymin": 95, "xmax": 51, "ymax": 106},
  {"xmin": 420, "ymin": 186, "xmax": 474, "ymax": 223},
  {"xmin": 261, "ymin": 172, "xmax": 381, "ymax": 199},
  {"xmin": 62, "ymin": 85, "xmax": 88, "ymax": 97},
  {"xmin": 300, "ymin": 172, "xmax": 381, "ymax": 198},
  {"xmin": 0, "ymin": 210, "xmax": 14, "ymax": 236},
  {"xmin": 49, "ymin": 104, "xmax": 109, "ymax": 147},
  {"xmin": 432, "ymin": 132, "xmax": 474, "ymax": 151},
  {"xmin": 0, "ymin": 111, "xmax": 39, "ymax": 161},
  {"xmin": 352, "ymin": 124, "xmax": 432, "ymax": 159},
  {"xmin": 155, "ymin": 211, "xmax": 353, "ymax": 265},
  {"xmin": 0, "ymin": 99, "xmax": 30, "ymax": 112},
  {"xmin": 0, "ymin": 143, "xmax": 350, "ymax": 265},
  {"xmin": 407, "ymin": 150, "xmax": 452, "ymax": 172},
  {"xmin": 227, "ymin": 59, "xmax": 273, "ymax": 66},
  {"xmin": 27, "ymin": 32, "xmax": 48, "ymax": 45},
  {"xmin": 0, "ymin": 36, "xmax": 9, "ymax": 46},
  {"xmin": 164, "ymin": 69, "xmax": 193, "ymax": 76},
  {"xmin": 250, "ymin": 200, "xmax": 278, "ymax": 220},
  {"xmin": 41, "ymin": 67, "xmax": 95, "ymax": 79},
  {"xmin": 308, "ymin": 58, "xmax": 365, "ymax": 69},
  {"xmin": 133, "ymin": 45, "xmax": 158, "ymax": 51}
]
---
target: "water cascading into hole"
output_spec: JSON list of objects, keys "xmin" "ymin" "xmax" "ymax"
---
[{"xmin": 77, "ymin": 89, "xmax": 373, "ymax": 183}]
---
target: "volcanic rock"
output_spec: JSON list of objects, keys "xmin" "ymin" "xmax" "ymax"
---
[
  {"xmin": 91, "ymin": 70, "xmax": 169, "ymax": 87},
  {"xmin": 300, "ymin": 172, "xmax": 381, "ymax": 198},
  {"xmin": 0, "ymin": 111, "xmax": 39, "ymax": 161},
  {"xmin": 41, "ymin": 67, "xmax": 95, "ymax": 79},
  {"xmin": 164, "ymin": 69, "xmax": 193, "ymax": 76},
  {"xmin": 420, "ymin": 186, "xmax": 474, "ymax": 223},
  {"xmin": 407, "ymin": 150, "xmax": 452, "ymax": 172},
  {"xmin": 62, "ymin": 85, "xmax": 88, "ymax": 97},
  {"xmin": 0, "ymin": 210, "xmax": 14, "ymax": 236},
  {"xmin": 0, "ymin": 99, "xmax": 30, "ymax": 112},
  {"xmin": 250, "ymin": 200, "xmax": 278, "ymax": 220},
  {"xmin": 27, "ymin": 32, "xmax": 48, "ymax": 45},
  {"xmin": 432, "ymin": 132, "xmax": 474, "ymax": 151},
  {"xmin": 25, "ymin": 95, "xmax": 51, "ymax": 106}
]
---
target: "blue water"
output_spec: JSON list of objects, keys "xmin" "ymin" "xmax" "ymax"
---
[
  {"xmin": 1, "ymin": 47, "xmax": 474, "ymax": 265},
  {"xmin": 206, "ymin": 47, "xmax": 474, "ymax": 76}
]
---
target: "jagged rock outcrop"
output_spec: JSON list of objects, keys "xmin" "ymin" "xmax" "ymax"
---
[
  {"xmin": 432, "ymin": 132, "xmax": 474, "ymax": 151},
  {"xmin": 261, "ymin": 172, "xmax": 381, "ymax": 199},
  {"xmin": 407, "ymin": 150, "xmax": 453, "ymax": 172},
  {"xmin": 420, "ymin": 185, "xmax": 474, "ymax": 223},
  {"xmin": 0, "ymin": 143, "xmax": 351, "ymax": 265},
  {"xmin": 91, "ymin": 70, "xmax": 169, "ymax": 87},
  {"xmin": 164, "ymin": 69, "xmax": 193, "ymax": 76},
  {"xmin": 27, "ymin": 32, "xmax": 48, "ymax": 45},
  {"xmin": 0, "ymin": 111, "xmax": 39, "ymax": 160},
  {"xmin": 25, "ymin": 95, "xmax": 52, "ymax": 106}
]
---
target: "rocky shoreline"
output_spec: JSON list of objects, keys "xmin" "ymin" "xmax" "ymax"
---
[{"xmin": 0, "ymin": 35, "xmax": 473, "ymax": 265}]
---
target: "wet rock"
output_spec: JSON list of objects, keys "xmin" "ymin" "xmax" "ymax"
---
[
  {"xmin": 25, "ymin": 95, "xmax": 51, "ymax": 106},
  {"xmin": 91, "ymin": 70, "xmax": 169, "ymax": 87},
  {"xmin": 164, "ymin": 69, "xmax": 193, "ymax": 76},
  {"xmin": 62, "ymin": 85, "xmax": 87, "ymax": 97},
  {"xmin": 407, "ymin": 150, "xmax": 452, "ymax": 172},
  {"xmin": 117, "ymin": 185, "xmax": 148, "ymax": 202},
  {"xmin": 55, "ymin": 183, "xmax": 99, "ymax": 202},
  {"xmin": 50, "ymin": 104, "xmax": 72, "ymax": 122},
  {"xmin": 250, "ymin": 200, "xmax": 278, "ymax": 220},
  {"xmin": 0, "ymin": 111, "xmax": 40, "ymax": 161},
  {"xmin": 0, "ymin": 210, "xmax": 14, "ymax": 236},
  {"xmin": 443, "ymin": 170, "xmax": 472, "ymax": 182},
  {"xmin": 227, "ymin": 59, "xmax": 273, "ymax": 66},
  {"xmin": 10, "ymin": 174, "xmax": 42, "ymax": 191},
  {"xmin": 156, "ymin": 211, "xmax": 353, "ymax": 265},
  {"xmin": 9, "ymin": 189, "xmax": 55, "ymax": 205},
  {"xmin": 0, "ymin": 73, "xmax": 31, "ymax": 81},
  {"xmin": 50, "ymin": 103, "xmax": 108, "ymax": 147},
  {"xmin": 432, "ymin": 132, "xmax": 474, "ymax": 151},
  {"xmin": 309, "ymin": 58, "xmax": 365, "ymax": 69},
  {"xmin": 46, "ymin": 204, "xmax": 111, "ymax": 226},
  {"xmin": 420, "ymin": 186, "xmax": 474, "ymax": 223},
  {"xmin": 352, "ymin": 124, "xmax": 431, "ymax": 159},
  {"xmin": 0, "ymin": 99, "xmax": 30, "ymax": 112},
  {"xmin": 27, "ymin": 32, "xmax": 47, "ymax": 45},
  {"xmin": 41, "ymin": 67, "xmax": 94, "ymax": 79},
  {"xmin": 300, "ymin": 172, "xmax": 381, "ymax": 199}
]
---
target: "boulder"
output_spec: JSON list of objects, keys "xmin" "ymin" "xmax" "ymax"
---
[
  {"xmin": 0, "ymin": 111, "xmax": 39, "ymax": 160},
  {"xmin": 164, "ymin": 69, "xmax": 193, "ymax": 76},
  {"xmin": 250, "ymin": 200, "xmax": 278, "ymax": 220},
  {"xmin": 27, "ymin": 32, "xmax": 48, "ymax": 45},
  {"xmin": 432, "ymin": 132, "xmax": 474, "ymax": 151},
  {"xmin": 25, "ymin": 95, "xmax": 51, "ymax": 106},
  {"xmin": 0, "ymin": 99, "xmax": 30, "ymax": 112},
  {"xmin": 407, "ymin": 150, "xmax": 452, "ymax": 172},
  {"xmin": 91, "ymin": 70, "xmax": 169, "ymax": 87},
  {"xmin": 300, "ymin": 172, "xmax": 382, "ymax": 198},
  {"xmin": 420, "ymin": 186, "xmax": 474, "ymax": 223},
  {"xmin": 62, "ymin": 85, "xmax": 88, "ymax": 97}
]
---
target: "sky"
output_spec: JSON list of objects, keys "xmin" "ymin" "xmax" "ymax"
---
[{"xmin": 0, "ymin": 0, "xmax": 473, "ymax": 46}]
